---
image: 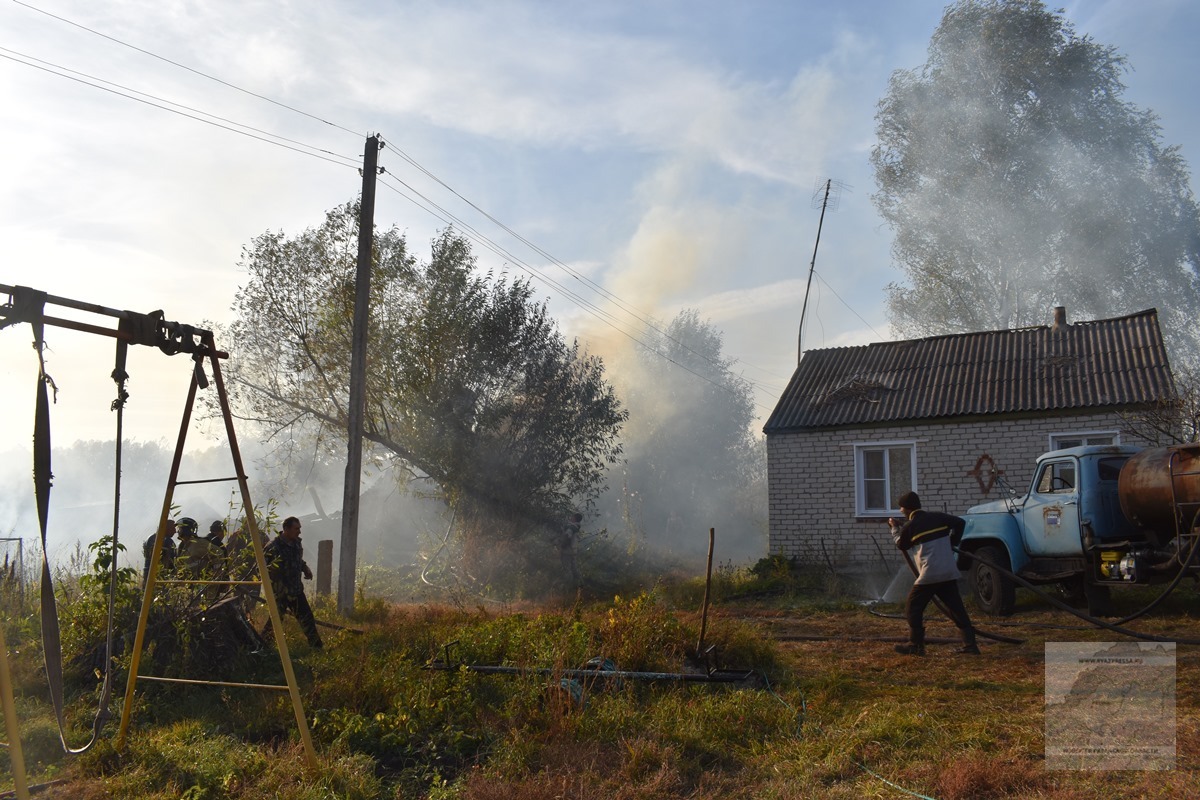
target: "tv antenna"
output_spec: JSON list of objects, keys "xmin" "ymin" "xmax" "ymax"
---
[{"xmin": 797, "ymin": 178, "xmax": 847, "ymax": 363}]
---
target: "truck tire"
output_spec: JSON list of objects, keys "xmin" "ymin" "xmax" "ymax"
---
[{"xmin": 970, "ymin": 545, "xmax": 1016, "ymax": 616}]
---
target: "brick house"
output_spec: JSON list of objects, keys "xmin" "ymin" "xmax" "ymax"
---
[{"xmin": 763, "ymin": 307, "xmax": 1175, "ymax": 571}]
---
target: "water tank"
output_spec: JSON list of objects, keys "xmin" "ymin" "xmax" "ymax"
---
[{"xmin": 1117, "ymin": 445, "xmax": 1200, "ymax": 547}]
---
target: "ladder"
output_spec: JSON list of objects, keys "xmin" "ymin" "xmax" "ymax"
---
[{"xmin": 116, "ymin": 327, "xmax": 317, "ymax": 766}]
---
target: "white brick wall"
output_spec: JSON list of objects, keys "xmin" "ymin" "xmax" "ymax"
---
[{"xmin": 766, "ymin": 412, "xmax": 1148, "ymax": 569}]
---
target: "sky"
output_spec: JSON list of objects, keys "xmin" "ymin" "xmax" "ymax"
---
[{"xmin": 2, "ymin": 0, "xmax": 1199, "ymax": 456}]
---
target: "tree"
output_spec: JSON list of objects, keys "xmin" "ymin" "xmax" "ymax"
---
[
  {"xmin": 871, "ymin": 0, "xmax": 1200, "ymax": 354},
  {"xmin": 1119, "ymin": 363, "xmax": 1200, "ymax": 447},
  {"xmin": 222, "ymin": 202, "xmax": 626, "ymax": 583},
  {"xmin": 606, "ymin": 309, "xmax": 765, "ymax": 559}
]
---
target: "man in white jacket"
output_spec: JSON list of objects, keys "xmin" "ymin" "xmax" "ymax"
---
[{"xmin": 889, "ymin": 491, "xmax": 979, "ymax": 656}]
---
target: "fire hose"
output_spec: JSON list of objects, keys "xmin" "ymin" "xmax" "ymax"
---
[
  {"xmin": 954, "ymin": 548, "xmax": 1200, "ymax": 645},
  {"xmin": 898, "ymin": 550, "xmax": 1024, "ymax": 645}
]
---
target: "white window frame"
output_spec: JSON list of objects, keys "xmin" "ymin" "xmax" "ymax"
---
[
  {"xmin": 854, "ymin": 441, "xmax": 918, "ymax": 517},
  {"xmin": 1048, "ymin": 430, "xmax": 1120, "ymax": 451}
]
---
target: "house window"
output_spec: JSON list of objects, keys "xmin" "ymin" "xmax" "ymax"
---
[
  {"xmin": 855, "ymin": 442, "xmax": 916, "ymax": 516},
  {"xmin": 1049, "ymin": 431, "xmax": 1118, "ymax": 450}
]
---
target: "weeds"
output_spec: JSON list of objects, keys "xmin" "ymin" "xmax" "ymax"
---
[{"xmin": 6, "ymin": 561, "xmax": 1200, "ymax": 799}]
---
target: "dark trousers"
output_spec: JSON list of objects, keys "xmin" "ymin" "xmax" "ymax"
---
[
  {"xmin": 262, "ymin": 591, "xmax": 322, "ymax": 647},
  {"xmin": 906, "ymin": 579, "xmax": 976, "ymax": 646}
]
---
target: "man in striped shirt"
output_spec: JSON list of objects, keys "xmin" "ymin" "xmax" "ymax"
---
[{"xmin": 889, "ymin": 491, "xmax": 979, "ymax": 656}]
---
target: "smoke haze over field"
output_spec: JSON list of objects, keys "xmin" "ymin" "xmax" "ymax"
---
[{"xmin": 0, "ymin": 437, "xmax": 443, "ymax": 577}]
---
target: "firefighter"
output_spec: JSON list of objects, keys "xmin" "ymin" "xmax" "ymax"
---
[
  {"xmin": 889, "ymin": 491, "xmax": 979, "ymax": 656},
  {"xmin": 142, "ymin": 518, "xmax": 177, "ymax": 583},
  {"xmin": 261, "ymin": 516, "xmax": 322, "ymax": 649},
  {"xmin": 175, "ymin": 516, "xmax": 214, "ymax": 577}
]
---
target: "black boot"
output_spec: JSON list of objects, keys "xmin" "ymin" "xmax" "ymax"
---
[{"xmin": 894, "ymin": 642, "xmax": 925, "ymax": 656}]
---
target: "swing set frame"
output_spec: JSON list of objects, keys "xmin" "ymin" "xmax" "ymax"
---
[{"xmin": 0, "ymin": 284, "xmax": 317, "ymax": 798}]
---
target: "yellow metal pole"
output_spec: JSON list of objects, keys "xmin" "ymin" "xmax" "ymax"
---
[
  {"xmin": 1, "ymin": 621, "xmax": 31, "ymax": 800},
  {"xmin": 116, "ymin": 367, "xmax": 197, "ymax": 749},
  {"xmin": 206, "ymin": 342, "xmax": 318, "ymax": 769}
]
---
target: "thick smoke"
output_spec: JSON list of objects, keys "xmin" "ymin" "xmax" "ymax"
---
[{"xmin": 575, "ymin": 192, "xmax": 768, "ymax": 566}]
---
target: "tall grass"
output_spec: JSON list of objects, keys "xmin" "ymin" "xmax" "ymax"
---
[{"xmin": 5, "ymin": 553, "xmax": 1200, "ymax": 798}]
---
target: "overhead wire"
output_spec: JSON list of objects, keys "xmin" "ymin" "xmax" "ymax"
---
[
  {"xmin": 387, "ymin": 144, "xmax": 795, "ymax": 385},
  {"xmin": 0, "ymin": 46, "xmax": 362, "ymax": 168},
  {"xmin": 374, "ymin": 155, "xmax": 792, "ymax": 407},
  {"xmin": 0, "ymin": 49, "xmax": 361, "ymax": 170},
  {"xmin": 377, "ymin": 173, "xmax": 781, "ymax": 414},
  {"xmin": 376, "ymin": 171, "xmax": 649, "ymax": 338},
  {"xmin": 12, "ymin": 0, "xmax": 803, "ymax": 396},
  {"xmin": 9, "ymin": 1, "xmax": 885, "ymax": 406},
  {"xmin": 12, "ymin": 0, "xmax": 362, "ymax": 138},
  {"xmin": 814, "ymin": 270, "xmax": 887, "ymax": 341}
]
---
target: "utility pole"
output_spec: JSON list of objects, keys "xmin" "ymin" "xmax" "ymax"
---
[{"xmin": 338, "ymin": 134, "xmax": 382, "ymax": 615}]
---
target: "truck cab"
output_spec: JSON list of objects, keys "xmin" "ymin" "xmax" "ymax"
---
[{"xmin": 958, "ymin": 445, "xmax": 1144, "ymax": 614}]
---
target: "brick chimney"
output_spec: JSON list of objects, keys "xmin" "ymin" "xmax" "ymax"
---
[{"xmin": 1052, "ymin": 306, "xmax": 1067, "ymax": 330}]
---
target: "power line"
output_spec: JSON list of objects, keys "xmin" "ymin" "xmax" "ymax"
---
[
  {"xmin": 0, "ymin": 46, "xmax": 361, "ymax": 167},
  {"xmin": 376, "ymin": 175, "xmax": 780, "ymax": 413},
  {"xmin": 386, "ymin": 145, "xmax": 794, "ymax": 385},
  {"xmin": 0, "ymin": 49, "xmax": 361, "ymax": 170},
  {"xmin": 10, "ymin": 0, "xmax": 802, "ymax": 403},
  {"xmin": 13, "ymin": 0, "xmax": 362, "ymax": 139},
  {"xmin": 12, "ymin": 0, "xmax": 787, "ymax": 390}
]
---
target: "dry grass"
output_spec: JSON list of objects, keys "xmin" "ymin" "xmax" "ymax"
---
[
  {"xmin": 752, "ymin": 596, "xmax": 1200, "ymax": 799},
  {"xmin": 6, "ymin": 585, "xmax": 1200, "ymax": 798}
]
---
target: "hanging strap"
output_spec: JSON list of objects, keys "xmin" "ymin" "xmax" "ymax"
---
[
  {"xmin": 31, "ymin": 310, "xmax": 73, "ymax": 751},
  {"xmin": 88, "ymin": 336, "xmax": 133, "ymax": 739},
  {"xmin": 31, "ymin": 312, "xmax": 116, "ymax": 754}
]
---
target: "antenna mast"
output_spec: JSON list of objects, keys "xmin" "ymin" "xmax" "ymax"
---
[{"xmin": 797, "ymin": 178, "xmax": 843, "ymax": 364}]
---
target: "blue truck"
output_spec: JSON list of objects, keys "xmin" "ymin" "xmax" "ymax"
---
[{"xmin": 958, "ymin": 444, "xmax": 1200, "ymax": 615}]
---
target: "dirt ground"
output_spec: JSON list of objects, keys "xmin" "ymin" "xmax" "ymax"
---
[{"xmin": 726, "ymin": 593, "xmax": 1200, "ymax": 798}]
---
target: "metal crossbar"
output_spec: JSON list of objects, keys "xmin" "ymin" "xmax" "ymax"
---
[
  {"xmin": 156, "ymin": 579, "xmax": 264, "ymax": 587},
  {"xmin": 136, "ymin": 676, "xmax": 291, "ymax": 691},
  {"xmin": 172, "ymin": 477, "xmax": 242, "ymax": 486}
]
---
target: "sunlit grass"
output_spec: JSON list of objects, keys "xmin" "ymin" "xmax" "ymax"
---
[{"xmin": 4, "ymin": 564, "xmax": 1200, "ymax": 798}]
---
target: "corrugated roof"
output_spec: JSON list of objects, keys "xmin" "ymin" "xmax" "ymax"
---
[{"xmin": 764, "ymin": 308, "xmax": 1174, "ymax": 432}]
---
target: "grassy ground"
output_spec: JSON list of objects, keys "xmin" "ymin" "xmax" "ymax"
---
[{"xmin": 3, "ymin": 569, "xmax": 1199, "ymax": 799}]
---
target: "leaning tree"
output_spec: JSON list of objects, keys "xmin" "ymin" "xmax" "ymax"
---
[{"xmin": 222, "ymin": 202, "xmax": 626, "ymax": 584}]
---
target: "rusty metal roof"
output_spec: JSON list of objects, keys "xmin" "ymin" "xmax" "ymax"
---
[{"xmin": 764, "ymin": 309, "xmax": 1174, "ymax": 432}]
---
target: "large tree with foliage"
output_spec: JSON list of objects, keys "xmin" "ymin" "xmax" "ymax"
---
[
  {"xmin": 607, "ymin": 309, "xmax": 765, "ymax": 559},
  {"xmin": 222, "ymin": 202, "xmax": 626, "ymax": 577},
  {"xmin": 871, "ymin": 0, "xmax": 1200, "ymax": 351}
]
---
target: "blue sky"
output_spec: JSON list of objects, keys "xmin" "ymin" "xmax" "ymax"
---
[{"xmin": 2, "ymin": 0, "xmax": 1199, "ymax": 450}]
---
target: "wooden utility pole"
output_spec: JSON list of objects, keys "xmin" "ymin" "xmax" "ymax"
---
[{"xmin": 338, "ymin": 134, "xmax": 382, "ymax": 615}]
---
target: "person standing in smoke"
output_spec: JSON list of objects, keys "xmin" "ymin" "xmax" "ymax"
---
[
  {"xmin": 558, "ymin": 512, "xmax": 583, "ymax": 589},
  {"xmin": 142, "ymin": 518, "xmax": 177, "ymax": 585},
  {"xmin": 261, "ymin": 516, "xmax": 322, "ymax": 649}
]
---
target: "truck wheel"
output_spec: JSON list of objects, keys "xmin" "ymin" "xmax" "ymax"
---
[{"xmin": 970, "ymin": 545, "xmax": 1016, "ymax": 616}]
